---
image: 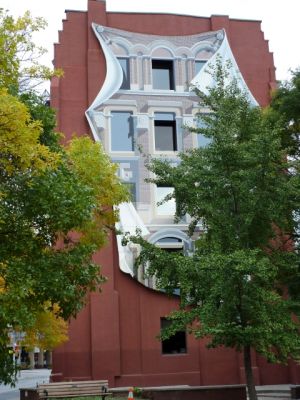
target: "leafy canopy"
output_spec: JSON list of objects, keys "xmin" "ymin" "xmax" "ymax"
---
[
  {"xmin": 126, "ymin": 62, "xmax": 300, "ymax": 400},
  {"xmin": 266, "ymin": 69, "xmax": 300, "ymax": 301},
  {"xmin": 268, "ymin": 69, "xmax": 300, "ymax": 160},
  {"xmin": 0, "ymin": 10, "xmax": 129, "ymax": 385},
  {"xmin": 0, "ymin": 90, "xmax": 129, "ymax": 384},
  {"xmin": 0, "ymin": 8, "xmax": 62, "ymax": 92},
  {"xmin": 22, "ymin": 303, "xmax": 68, "ymax": 352}
]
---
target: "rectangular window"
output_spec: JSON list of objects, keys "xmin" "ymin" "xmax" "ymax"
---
[
  {"xmin": 111, "ymin": 111, "xmax": 134, "ymax": 151},
  {"xmin": 156, "ymin": 186, "xmax": 175, "ymax": 216},
  {"xmin": 118, "ymin": 58, "xmax": 130, "ymax": 90},
  {"xmin": 195, "ymin": 116, "xmax": 211, "ymax": 148},
  {"xmin": 154, "ymin": 113, "xmax": 177, "ymax": 151},
  {"xmin": 123, "ymin": 182, "xmax": 136, "ymax": 205},
  {"xmin": 161, "ymin": 318, "xmax": 187, "ymax": 355},
  {"xmin": 152, "ymin": 60, "xmax": 174, "ymax": 90},
  {"xmin": 195, "ymin": 60, "xmax": 206, "ymax": 76}
]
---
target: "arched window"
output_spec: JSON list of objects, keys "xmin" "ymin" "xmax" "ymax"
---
[{"xmin": 156, "ymin": 236, "xmax": 183, "ymax": 252}]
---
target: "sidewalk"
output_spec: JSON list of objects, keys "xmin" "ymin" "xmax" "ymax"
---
[
  {"xmin": 0, "ymin": 368, "xmax": 51, "ymax": 394},
  {"xmin": 255, "ymin": 384, "xmax": 290, "ymax": 399},
  {"xmin": 0, "ymin": 375, "xmax": 293, "ymax": 400}
]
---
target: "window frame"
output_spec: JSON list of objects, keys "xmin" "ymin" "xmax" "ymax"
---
[
  {"xmin": 155, "ymin": 185, "xmax": 176, "ymax": 217},
  {"xmin": 118, "ymin": 57, "xmax": 130, "ymax": 90},
  {"xmin": 154, "ymin": 112, "xmax": 177, "ymax": 152},
  {"xmin": 160, "ymin": 318, "xmax": 187, "ymax": 355},
  {"xmin": 123, "ymin": 182, "xmax": 137, "ymax": 205},
  {"xmin": 194, "ymin": 60, "xmax": 206, "ymax": 77},
  {"xmin": 152, "ymin": 59, "xmax": 175, "ymax": 91},
  {"xmin": 110, "ymin": 110, "xmax": 134, "ymax": 153}
]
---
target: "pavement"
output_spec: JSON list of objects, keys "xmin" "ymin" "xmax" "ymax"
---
[
  {"xmin": 255, "ymin": 384, "xmax": 291, "ymax": 399},
  {"xmin": 0, "ymin": 369, "xmax": 51, "ymax": 400},
  {"xmin": 0, "ymin": 371, "xmax": 293, "ymax": 400}
]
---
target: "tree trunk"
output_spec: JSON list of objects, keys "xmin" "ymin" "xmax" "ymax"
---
[
  {"xmin": 28, "ymin": 351, "xmax": 35, "ymax": 369},
  {"xmin": 243, "ymin": 345, "xmax": 258, "ymax": 400},
  {"xmin": 38, "ymin": 348, "xmax": 44, "ymax": 368}
]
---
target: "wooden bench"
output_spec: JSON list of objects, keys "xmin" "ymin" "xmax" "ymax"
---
[{"xmin": 36, "ymin": 380, "xmax": 111, "ymax": 399}]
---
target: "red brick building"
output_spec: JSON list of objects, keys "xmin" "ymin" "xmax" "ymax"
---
[{"xmin": 51, "ymin": 0, "xmax": 300, "ymax": 387}]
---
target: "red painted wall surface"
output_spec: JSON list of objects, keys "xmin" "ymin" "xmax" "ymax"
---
[{"xmin": 51, "ymin": 0, "xmax": 296, "ymax": 387}]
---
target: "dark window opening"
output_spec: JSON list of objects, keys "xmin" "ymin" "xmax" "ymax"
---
[
  {"xmin": 157, "ymin": 237, "xmax": 182, "ymax": 243},
  {"xmin": 118, "ymin": 58, "xmax": 130, "ymax": 90},
  {"xmin": 152, "ymin": 60, "xmax": 174, "ymax": 90},
  {"xmin": 161, "ymin": 318, "xmax": 187, "ymax": 354},
  {"xmin": 154, "ymin": 113, "xmax": 177, "ymax": 151},
  {"xmin": 156, "ymin": 236, "xmax": 183, "ymax": 251},
  {"xmin": 111, "ymin": 111, "xmax": 134, "ymax": 151}
]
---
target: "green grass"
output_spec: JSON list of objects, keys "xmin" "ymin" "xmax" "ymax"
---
[{"xmin": 51, "ymin": 397, "xmax": 129, "ymax": 400}]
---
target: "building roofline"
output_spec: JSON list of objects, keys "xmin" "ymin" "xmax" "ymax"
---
[
  {"xmin": 65, "ymin": 9, "xmax": 86, "ymax": 13},
  {"xmin": 107, "ymin": 10, "xmax": 261, "ymax": 23},
  {"xmin": 64, "ymin": 8, "xmax": 261, "ymax": 24}
]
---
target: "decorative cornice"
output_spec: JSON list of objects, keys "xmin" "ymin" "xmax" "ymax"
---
[{"xmin": 191, "ymin": 30, "xmax": 258, "ymax": 106}]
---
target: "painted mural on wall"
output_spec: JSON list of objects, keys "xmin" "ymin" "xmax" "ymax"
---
[{"xmin": 85, "ymin": 24, "xmax": 257, "ymax": 287}]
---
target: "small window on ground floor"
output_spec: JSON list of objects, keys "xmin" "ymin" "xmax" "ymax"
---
[{"xmin": 161, "ymin": 318, "xmax": 187, "ymax": 355}]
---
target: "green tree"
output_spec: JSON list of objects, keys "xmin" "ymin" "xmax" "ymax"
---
[
  {"xmin": 268, "ymin": 69, "xmax": 300, "ymax": 160},
  {"xmin": 127, "ymin": 64, "xmax": 300, "ymax": 400},
  {"xmin": 0, "ymin": 90, "xmax": 129, "ymax": 384},
  {"xmin": 0, "ymin": 9, "xmax": 129, "ymax": 383},
  {"xmin": 0, "ymin": 9, "xmax": 62, "ymax": 92},
  {"xmin": 267, "ymin": 69, "xmax": 300, "ymax": 304},
  {"xmin": 22, "ymin": 303, "xmax": 68, "ymax": 353}
]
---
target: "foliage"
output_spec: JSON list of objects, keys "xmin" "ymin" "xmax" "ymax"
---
[
  {"xmin": 0, "ymin": 8, "xmax": 128, "ymax": 385},
  {"xmin": 0, "ymin": 9, "xmax": 62, "ymax": 92},
  {"xmin": 0, "ymin": 94, "xmax": 128, "ymax": 384},
  {"xmin": 22, "ymin": 303, "xmax": 68, "ymax": 351},
  {"xmin": 19, "ymin": 91, "xmax": 61, "ymax": 150},
  {"xmin": 0, "ymin": 89, "xmax": 59, "ymax": 174},
  {"xmin": 126, "ymin": 62, "xmax": 300, "ymax": 400},
  {"xmin": 133, "ymin": 387, "xmax": 143, "ymax": 397},
  {"xmin": 268, "ymin": 69, "xmax": 300, "ymax": 160},
  {"xmin": 67, "ymin": 136, "xmax": 128, "ymax": 247},
  {"xmin": 58, "ymin": 397, "xmax": 130, "ymax": 400},
  {"xmin": 267, "ymin": 69, "xmax": 300, "ymax": 303}
]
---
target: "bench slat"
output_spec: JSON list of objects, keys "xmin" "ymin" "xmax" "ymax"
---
[
  {"xmin": 37, "ymin": 379, "xmax": 110, "ymax": 399},
  {"xmin": 39, "ymin": 394, "xmax": 111, "ymax": 399},
  {"xmin": 38, "ymin": 386, "xmax": 107, "ymax": 392},
  {"xmin": 39, "ymin": 380, "xmax": 108, "ymax": 387},
  {"xmin": 38, "ymin": 389, "xmax": 108, "ymax": 394}
]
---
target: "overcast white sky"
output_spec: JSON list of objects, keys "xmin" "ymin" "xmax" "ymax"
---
[{"xmin": 1, "ymin": 0, "xmax": 299, "ymax": 82}]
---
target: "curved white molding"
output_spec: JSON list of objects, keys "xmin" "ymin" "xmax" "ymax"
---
[
  {"xmin": 131, "ymin": 44, "xmax": 149, "ymax": 55},
  {"xmin": 85, "ymin": 23, "xmax": 124, "ymax": 142},
  {"xmin": 112, "ymin": 37, "xmax": 132, "ymax": 55},
  {"xmin": 174, "ymin": 46, "xmax": 193, "ymax": 58},
  {"xmin": 149, "ymin": 40, "xmax": 177, "ymax": 57},
  {"xmin": 115, "ymin": 202, "xmax": 150, "ymax": 276},
  {"xmin": 148, "ymin": 228, "xmax": 190, "ymax": 244},
  {"xmin": 190, "ymin": 30, "xmax": 258, "ymax": 106},
  {"xmin": 191, "ymin": 41, "xmax": 216, "ymax": 55}
]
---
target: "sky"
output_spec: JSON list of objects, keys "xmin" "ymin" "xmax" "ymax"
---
[{"xmin": 1, "ymin": 0, "xmax": 299, "ymax": 83}]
